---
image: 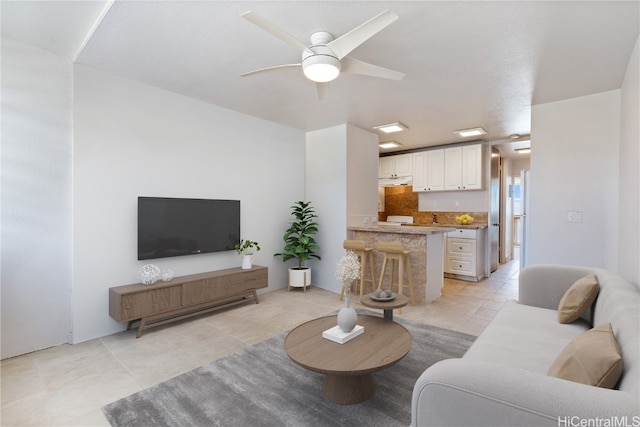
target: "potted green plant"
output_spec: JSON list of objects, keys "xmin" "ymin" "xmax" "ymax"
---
[
  {"xmin": 274, "ymin": 201, "xmax": 321, "ymax": 290},
  {"xmin": 235, "ymin": 239, "xmax": 260, "ymax": 269}
]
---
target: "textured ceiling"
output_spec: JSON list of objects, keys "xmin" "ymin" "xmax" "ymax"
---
[{"xmin": 2, "ymin": 1, "xmax": 638, "ymax": 155}]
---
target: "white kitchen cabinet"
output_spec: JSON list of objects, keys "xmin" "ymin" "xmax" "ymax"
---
[
  {"xmin": 444, "ymin": 144, "xmax": 484, "ymax": 191},
  {"xmin": 444, "ymin": 228, "xmax": 486, "ymax": 281},
  {"xmin": 444, "ymin": 146, "xmax": 463, "ymax": 190},
  {"xmin": 425, "ymin": 149, "xmax": 445, "ymax": 191},
  {"xmin": 412, "ymin": 144, "xmax": 483, "ymax": 192},
  {"xmin": 462, "ymin": 144, "xmax": 483, "ymax": 189},
  {"xmin": 379, "ymin": 153, "xmax": 412, "ymax": 178},
  {"xmin": 412, "ymin": 152, "xmax": 428, "ymax": 191},
  {"xmin": 413, "ymin": 149, "xmax": 444, "ymax": 192}
]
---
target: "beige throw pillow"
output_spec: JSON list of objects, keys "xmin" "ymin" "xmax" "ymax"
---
[
  {"xmin": 548, "ymin": 323, "xmax": 623, "ymax": 389},
  {"xmin": 557, "ymin": 274, "xmax": 599, "ymax": 323}
]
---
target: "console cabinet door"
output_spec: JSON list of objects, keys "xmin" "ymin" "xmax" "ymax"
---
[
  {"xmin": 182, "ymin": 276, "xmax": 229, "ymax": 306},
  {"xmin": 229, "ymin": 268, "xmax": 268, "ymax": 294},
  {"xmin": 121, "ymin": 286, "xmax": 182, "ymax": 320}
]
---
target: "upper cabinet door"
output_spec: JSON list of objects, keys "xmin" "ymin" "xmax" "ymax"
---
[
  {"xmin": 461, "ymin": 144, "xmax": 483, "ymax": 190},
  {"xmin": 393, "ymin": 154, "xmax": 413, "ymax": 176},
  {"xmin": 426, "ymin": 149, "xmax": 445, "ymax": 191},
  {"xmin": 379, "ymin": 157, "xmax": 396, "ymax": 178},
  {"xmin": 378, "ymin": 154, "xmax": 413, "ymax": 178},
  {"xmin": 444, "ymin": 146, "xmax": 463, "ymax": 190},
  {"xmin": 412, "ymin": 152, "xmax": 428, "ymax": 191}
]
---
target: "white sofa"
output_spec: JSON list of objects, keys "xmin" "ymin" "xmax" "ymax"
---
[{"xmin": 411, "ymin": 264, "xmax": 640, "ymax": 427}]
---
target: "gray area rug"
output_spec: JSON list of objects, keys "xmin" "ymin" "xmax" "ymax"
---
[{"xmin": 103, "ymin": 311, "xmax": 475, "ymax": 427}]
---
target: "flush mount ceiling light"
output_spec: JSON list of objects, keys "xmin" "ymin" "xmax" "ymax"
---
[
  {"xmin": 373, "ymin": 122, "xmax": 408, "ymax": 133},
  {"xmin": 454, "ymin": 127, "xmax": 487, "ymax": 138},
  {"xmin": 379, "ymin": 141, "xmax": 402, "ymax": 149},
  {"xmin": 515, "ymin": 147, "xmax": 531, "ymax": 154}
]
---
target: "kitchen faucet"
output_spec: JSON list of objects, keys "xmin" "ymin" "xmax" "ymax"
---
[{"xmin": 432, "ymin": 213, "xmax": 438, "ymax": 224}]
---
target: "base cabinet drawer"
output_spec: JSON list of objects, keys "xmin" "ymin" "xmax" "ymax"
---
[
  {"xmin": 447, "ymin": 257, "xmax": 475, "ymax": 275},
  {"xmin": 448, "ymin": 238, "xmax": 475, "ymax": 256},
  {"xmin": 443, "ymin": 228, "xmax": 486, "ymax": 281}
]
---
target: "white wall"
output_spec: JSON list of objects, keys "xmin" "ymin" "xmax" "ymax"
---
[
  {"xmin": 1, "ymin": 39, "xmax": 73, "ymax": 359},
  {"xmin": 618, "ymin": 35, "xmax": 640, "ymax": 286},
  {"xmin": 529, "ymin": 90, "xmax": 620, "ymax": 268},
  {"xmin": 305, "ymin": 125, "xmax": 347, "ymax": 295},
  {"xmin": 305, "ymin": 124, "xmax": 378, "ymax": 295},
  {"xmin": 73, "ymin": 65, "xmax": 304, "ymax": 343},
  {"xmin": 346, "ymin": 125, "xmax": 379, "ymax": 226}
]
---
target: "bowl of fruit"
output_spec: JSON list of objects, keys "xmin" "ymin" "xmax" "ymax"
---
[
  {"xmin": 370, "ymin": 288, "xmax": 396, "ymax": 301},
  {"xmin": 455, "ymin": 214, "xmax": 474, "ymax": 225}
]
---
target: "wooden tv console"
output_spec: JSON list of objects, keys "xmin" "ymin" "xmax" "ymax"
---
[{"xmin": 109, "ymin": 265, "xmax": 268, "ymax": 338}]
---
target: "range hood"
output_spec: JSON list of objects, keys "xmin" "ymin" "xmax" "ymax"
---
[{"xmin": 378, "ymin": 175, "xmax": 412, "ymax": 187}]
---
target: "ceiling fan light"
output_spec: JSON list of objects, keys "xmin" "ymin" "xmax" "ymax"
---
[{"xmin": 302, "ymin": 55, "xmax": 341, "ymax": 83}]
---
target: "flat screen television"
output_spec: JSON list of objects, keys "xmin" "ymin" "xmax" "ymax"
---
[{"xmin": 138, "ymin": 197, "xmax": 240, "ymax": 260}]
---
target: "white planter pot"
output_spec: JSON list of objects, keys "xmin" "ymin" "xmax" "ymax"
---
[
  {"xmin": 288, "ymin": 267, "xmax": 311, "ymax": 290},
  {"xmin": 241, "ymin": 255, "xmax": 253, "ymax": 270}
]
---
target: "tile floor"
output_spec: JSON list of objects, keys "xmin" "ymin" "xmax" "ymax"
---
[{"xmin": 1, "ymin": 257, "xmax": 520, "ymax": 426}]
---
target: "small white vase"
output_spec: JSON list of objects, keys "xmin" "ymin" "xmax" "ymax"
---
[
  {"xmin": 337, "ymin": 293, "xmax": 358, "ymax": 333},
  {"xmin": 241, "ymin": 254, "xmax": 253, "ymax": 270}
]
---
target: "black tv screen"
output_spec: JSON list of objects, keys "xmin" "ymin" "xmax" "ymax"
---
[{"xmin": 138, "ymin": 197, "xmax": 240, "ymax": 260}]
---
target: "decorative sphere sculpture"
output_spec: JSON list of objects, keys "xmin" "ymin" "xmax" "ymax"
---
[{"xmin": 139, "ymin": 264, "xmax": 161, "ymax": 285}]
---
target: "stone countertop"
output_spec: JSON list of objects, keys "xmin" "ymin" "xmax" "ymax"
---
[
  {"xmin": 347, "ymin": 225, "xmax": 450, "ymax": 235},
  {"xmin": 407, "ymin": 223, "xmax": 488, "ymax": 230},
  {"xmin": 347, "ymin": 224, "xmax": 488, "ymax": 234}
]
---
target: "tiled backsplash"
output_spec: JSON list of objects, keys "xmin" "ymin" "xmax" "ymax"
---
[{"xmin": 378, "ymin": 185, "xmax": 488, "ymax": 225}]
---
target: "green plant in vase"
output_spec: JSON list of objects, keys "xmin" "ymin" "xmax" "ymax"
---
[
  {"xmin": 274, "ymin": 201, "xmax": 321, "ymax": 289},
  {"xmin": 235, "ymin": 239, "xmax": 260, "ymax": 269},
  {"xmin": 235, "ymin": 239, "xmax": 261, "ymax": 255}
]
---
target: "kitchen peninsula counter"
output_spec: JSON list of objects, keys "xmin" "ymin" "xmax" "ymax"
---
[{"xmin": 347, "ymin": 225, "xmax": 449, "ymax": 303}]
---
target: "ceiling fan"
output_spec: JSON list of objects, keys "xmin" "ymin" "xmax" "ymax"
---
[{"xmin": 240, "ymin": 10, "xmax": 406, "ymax": 99}]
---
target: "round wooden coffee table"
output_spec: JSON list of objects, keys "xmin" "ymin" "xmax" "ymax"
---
[
  {"xmin": 284, "ymin": 314, "xmax": 411, "ymax": 405},
  {"xmin": 360, "ymin": 293, "xmax": 409, "ymax": 320}
]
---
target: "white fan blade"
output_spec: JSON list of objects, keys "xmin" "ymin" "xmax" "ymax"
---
[
  {"xmin": 316, "ymin": 82, "xmax": 328, "ymax": 100},
  {"xmin": 327, "ymin": 10, "xmax": 398, "ymax": 59},
  {"xmin": 341, "ymin": 57, "xmax": 405, "ymax": 80},
  {"xmin": 241, "ymin": 11, "xmax": 313, "ymax": 54},
  {"xmin": 240, "ymin": 63, "xmax": 301, "ymax": 77}
]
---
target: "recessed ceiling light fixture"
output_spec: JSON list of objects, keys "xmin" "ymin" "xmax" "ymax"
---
[
  {"xmin": 454, "ymin": 127, "xmax": 487, "ymax": 138},
  {"xmin": 379, "ymin": 141, "xmax": 402, "ymax": 149},
  {"xmin": 373, "ymin": 122, "xmax": 408, "ymax": 133},
  {"xmin": 515, "ymin": 148, "xmax": 531, "ymax": 154}
]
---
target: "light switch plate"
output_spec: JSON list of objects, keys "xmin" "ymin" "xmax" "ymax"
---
[{"xmin": 567, "ymin": 211, "xmax": 583, "ymax": 223}]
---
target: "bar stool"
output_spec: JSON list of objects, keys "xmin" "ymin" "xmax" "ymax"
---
[
  {"xmin": 341, "ymin": 240, "xmax": 377, "ymax": 300},
  {"xmin": 377, "ymin": 241, "xmax": 415, "ymax": 305}
]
